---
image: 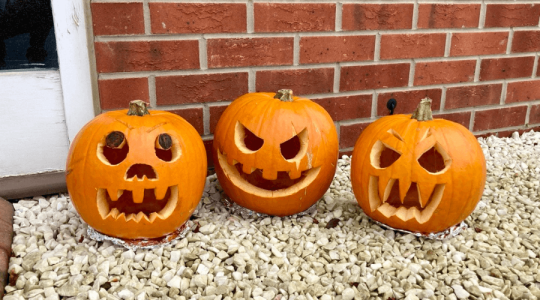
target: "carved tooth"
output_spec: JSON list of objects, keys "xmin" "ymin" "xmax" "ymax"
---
[
  {"xmin": 126, "ymin": 213, "xmax": 136, "ymax": 222},
  {"xmin": 149, "ymin": 212, "xmax": 159, "ymax": 223},
  {"xmin": 377, "ymin": 173, "xmax": 393, "ymax": 204},
  {"xmin": 377, "ymin": 203, "xmax": 397, "ymax": 218},
  {"xmin": 154, "ymin": 186, "xmax": 168, "ymax": 200},
  {"xmin": 368, "ymin": 176, "xmax": 382, "ymax": 212},
  {"xmin": 242, "ymin": 164, "xmax": 255, "ymax": 174},
  {"xmin": 417, "ymin": 182, "xmax": 437, "ymax": 208},
  {"xmin": 398, "ymin": 177, "xmax": 412, "ymax": 204},
  {"xmin": 117, "ymin": 213, "xmax": 127, "ymax": 222},
  {"xmin": 262, "ymin": 168, "xmax": 278, "ymax": 181},
  {"xmin": 288, "ymin": 169, "xmax": 302, "ymax": 180},
  {"xmin": 139, "ymin": 175, "xmax": 147, "ymax": 182},
  {"xmin": 135, "ymin": 212, "xmax": 147, "ymax": 222},
  {"xmin": 106, "ymin": 188, "xmax": 122, "ymax": 201},
  {"xmin": 108, "ymin": 208, "xmax": 120, "ymax": 219},
  {"xmin": 132, "ymin": 188, "xmax": 145, "ymax": 204},
  {"xmin": 395, "ymin": 207, "xmax": 412, "ymax": 221}
]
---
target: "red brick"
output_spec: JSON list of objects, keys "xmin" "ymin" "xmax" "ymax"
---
[
  {"xmin": 451, "ymin": 32, "xmax": 508, "ymax": 56},
  {"xmin": 256, "ymin": 69, "xmax": 334, "ymax": 95},
  {"xmin": 530, "ymin": 105, "xmax": 540, "ymax": 124},
  {"xmin": 506, "ymin": 80, "xmax": 540, "ymax": 103},
  {"xmin": 512, "ymin": 31, "xmax": 540, "ymax": 53},
  {"xmin": 150, "ymin": 3, "xmax": 246, "ymax": 34},
  {"xmin": 473, "ymin": 106, "xmax": 528, "ymax": 131},
  {"xmin": 207, "ymin": 38, "xmax": 293, "ymax": 68},
  {"xmin": 434, "ymin": 111, "xmax": 471, "ymax": 128},
  {"xmin": 168, "ymin": 107, "xmax": 204, "ymax": 135},
  {"xmin": 209, "ymin": 104, "xmax": 229, "ymax": 134},
  {"xmin": 445, "ymin": 84, "xmax": 502, "ymax": 109},
  {"xmin": 91, "ymin": 3, "xmax": 144, "ymax": 36},
  {"xmin": 414, "ymin": 60, "xmax": 476, "ymax": 86},
  {"xmin": 476, "ymin": 126, "xmax": 540, "ymax": 139},
  {"xmin": 340, "ymin": 122, "xmax": 372, "ymax": 149},
  {"xmin": 342, "ymin": 4, "xmax": 413, "ymax": 31},
  {"xmin": 99, "ymin": 78, "xmax": 150, "ymax": 110},
  {"xmin": 417, "ymin": 4, "xmax": 480, "ymax": 29},
  {"xmin": 480, "ymin": 56, "xmax": 535, "ymax": 81},
  {"xmin": 340, "ymin": 63, "xmax": 410, "ymax": 92},
  {"xmin": 95, "ymin": 41, "xmax": 199, "ymax": 73},
  {"xmin": 312, "ymin": 95, "xmax": 372, "ymax": 121},
  {"xmin": 204, "ymin": 139, "xmax": 214, "ymax": 169},
  {"xmin": 380, "ymin": 34, "xmax": 446, "ymax": 60},
  {"xmin": 376, "ymin": 89, "xmax": 442, "ymax": 116},
  {"xmin": 485, "ymin": 4, "xmax": 540, "ymax": 28},
  {"xmin": 254, "ymin": 3, "xmax": 335, "ymax": 32},
  {"xmin": 300, "ymin": 36, "xmax": 375, "ymax": 64},
  {"xmin": 156, "ymin": 73, "xmax": 248, "ymax": 106}
]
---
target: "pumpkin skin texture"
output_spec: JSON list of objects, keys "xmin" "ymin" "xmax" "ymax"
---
[
  {"xmin": 213, "ymin": 90, "xmax": 339, "ymax": 216},
  {"xmin": 351, "ymin": 98, "xmax": 486, "ymax": 234},
  {"xmin": 66, "ymin": 101, "xmax": 207, "ymax": 240}
]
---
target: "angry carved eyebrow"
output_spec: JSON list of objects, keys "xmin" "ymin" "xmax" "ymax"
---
[
  {"xmin": 115, "ymin": 119, "xmax": 133, "ymax": 129},
  {"xmin": 147, "ymin": 122, "xmax": 167, "ymax": 133}
]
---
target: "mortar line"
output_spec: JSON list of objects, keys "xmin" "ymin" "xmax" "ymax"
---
[
  {"xmin": 247, "ymin": 0, "xmax": 254, "ymax": 33},
  {"xmin": 479, "ymin": 1, "xmax": 487, "ymax": 29},
  {"xmin": 203, "ymin": 104, "xmax": 210, "ymax": 135},
  {"xmin": 148, "ymin": 76, "xmax": 157, "ymax": 108},
  {"xmin": 333, "ymin": 64, "xmax": 341, "ymax": 93},
  {"xmin": 293, "ymin": 34, "xmax": 300, "ymax": 66},
  {"xmin": 474, "ymin": 58, "xmax": 481, "ymax": 82},
  {"xmin": 444, "ymin": 33, "xmax": 452, "ymax": 57},
  {"xmin": 142, "ymin": 0, "xmax": 151, "ymax": 35},
  {"xmin": 506, "ymin": 28, "xmax": 514, "ymax": 54},
  {"xmin": 335, "ymin": 2, "xmax": 343, "ymax": 32},
  {"xmin": 199, "ymin": 38, "xmax": 208, "ymax": 70}
]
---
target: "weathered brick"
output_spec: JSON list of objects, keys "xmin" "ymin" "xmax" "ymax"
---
[
  {"xmin": 340, "ymin": 63, "xmax": 410, "ymax": 92},
  {"xmin": 530, "ymin": 104, "xmax": 540, "ymax": 124},
  {"xmin": 473, "ymin": 106, "xmax": 528, "ymax": 131},
  {"xmin": 512, "ymin": 30, "xmax": 540, "ymax": 53},
  {"xmin": 300, "ymin": 36, "xmax": 375, "ymax": 64},
  {"xmin": 254, "ymin": 3, "xmax": 335, "ymax": 32},
  {"xmin": 95, "ymin": 41, "xmax": 199, "ymax": 73},
  {"xmin": 256, "ymin": 69, "xmax": 334, "ymax": 95},
  {"xmin": 168, "ymin": 107, "xmax": 204, "ymax": 135},
  {"xmin": 380, "ymin": 33, "xmax": 446, "ymax": 60},
  {"xmin": 207, "ymin": 38, "xmax": 293, "ymax": 68},
  {"xmin": 91, "ymin": 3, "xmax": 144, "ymax": 36},
  {"xmin": 434, "ymin": 111, "xmax": 471, "ymax": 128},
  {"xmin": 376, "ymin": 89, "xmax": 442, "ymax": 116},
  {"xmin": 417, "ymin": 4, "xmax": 481, "ymax": 29},
  {"xmin": 342, "ymin": 4, "xmax": 413, "ymax": 31},
  {"xmin": 339, "ymin": 122, "xmax": 372, "ymax": 149},
  {"xmin": 156, "ymin": 73, "xmax": 248, "ymax": 106},
  {"xmin": 485, "ymin": 4, "xmax": 540, "ymax": 28},
  {"xmin": 150, "ymin": 3, "xmax": 246, "ymax": 34},
  {"xmin": 445, "ymin": 84, "xmax": 502, "ymax": 109},
  {"xmin": 209, "ymin": 104, "xmax": 229, "ymax": 134},
  {"xmin": 312, "ymin": 95, "xmax": 372, "ymax": 121},
  {"xmin": 476, "ymin": 126, "xmax": 540, "ymax": 139},
  {"xmin": 506, "ymin": 80, "xmax": 540, "ymax": 103},
  {"xmin": 451, "ymin": 32, "xmax": 508, "ymax": 56},
  {"xmin": 480, "ymin": 56, "xmax": 535, "ymax": 81},
  {"xmin": 414, "ymin": 60, "xmax": 476, "ymax": 86},
  {"xmin": 99, "ymin": 78, "xmax": 149, "ymax": 110}
]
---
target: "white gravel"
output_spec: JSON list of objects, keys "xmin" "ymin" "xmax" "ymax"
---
[{"xmin": 4, "ymin": 131, "xmax": 540, "ymax": 300}]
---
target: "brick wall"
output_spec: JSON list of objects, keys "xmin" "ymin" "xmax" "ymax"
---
[{"xmin": 90, "ymin": 1, "xmax": 540, "ymax": 166}]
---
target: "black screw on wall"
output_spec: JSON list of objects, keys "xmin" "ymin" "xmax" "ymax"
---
[{"xmin": 387, "ymin": 98, "xmax": 397, "ymax": 115}]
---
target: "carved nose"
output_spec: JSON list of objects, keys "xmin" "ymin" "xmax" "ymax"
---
[{"xmin": 126, "ymin": 164, "xmax": 157, "ymax": 180}]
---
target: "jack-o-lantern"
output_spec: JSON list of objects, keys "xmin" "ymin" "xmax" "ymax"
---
[
  {"xmin": 351, "ymin": 98, "xmax": 486, "ymax": 234},
  {"xmin": 66, "ymin": 101, "xmax": 207, "ymax": 240},
  {"xmin": 213, "ymin": 90, "xmax": 339, "ymax": 216}
]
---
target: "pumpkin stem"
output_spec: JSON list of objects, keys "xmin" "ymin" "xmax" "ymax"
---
[
  {"xmin": 274, "ymin": 89, "xmax": 294, "ymax": 102},
  {"xmin": 411, "ymin": 98, "xmax": 433, "ymax": 121},
  {"xmin": 127, "ymin": 100, "xmax": 150, "ymax": 116}
]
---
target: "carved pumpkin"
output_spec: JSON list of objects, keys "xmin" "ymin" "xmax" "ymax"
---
[
  {"xmin": 66, "ymin": 101, "xmax": 207, "ymax": 240},
  {"xmin": 213, "ymin": 90, "xmax": 339, "ymax": 216},
  {"xmin": 351, "ymin": 98, "xmax": 486, "ymax": 234}
]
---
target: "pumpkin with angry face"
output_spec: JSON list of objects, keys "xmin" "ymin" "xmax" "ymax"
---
[
  {"xmin": 213, "ymin": 90, "xmax": 339, "ymax": 216},
  {"xmin": 66, "ymin": 101, "xmax": 207, "ymax": 240},
  {"xmin": 351, "ymin": 98, "xmax": 486, "ymax": 234}
]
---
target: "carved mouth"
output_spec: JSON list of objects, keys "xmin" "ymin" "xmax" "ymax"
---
[
  {"xmin": 217, "ymin": 150, "xmax": 320, "ymax": 197},
  {"xmin": 369, "ymin": 176, "xmax": 445, "ymax": 223},
  {"xmin": 97, "ymin": 185, "xmax": 178, "ymax": 223}
]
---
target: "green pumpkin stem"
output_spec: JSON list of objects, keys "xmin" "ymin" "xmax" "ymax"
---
[
  {"xmin": 127, "ymin": 100, "xmax": 150, "ymax": 116},
  {"xmin": 411, "ymin": 98, "xmax": 433, "ymax": 121},
  {"xmin": 274, "ymin": 89, "xmax": 294, "ymax": 102}
]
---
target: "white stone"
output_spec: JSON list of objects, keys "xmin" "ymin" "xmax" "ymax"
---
[
  {"xmin": 452, "ymin": 285, "xmax": 470, "ymax": 299},
  {"xmin": 342, "ymin": 288, "xmax": 355, "ymax": 300}
]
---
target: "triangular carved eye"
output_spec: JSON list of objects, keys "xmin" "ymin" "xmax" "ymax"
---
[
  {"xmin": 280, "ymin": 128, "xmax": 308, "ymax": 161},
  {"xmin": 418, "ymin": 144, "xmax": 449, "ymax": 173},
  {"xmin": 235, "ymin": 122, "xmax": 264, "ymax": 152},
  {"xmin": 371, "ymin": 141, "xmax": 401, "ymax": 168}
]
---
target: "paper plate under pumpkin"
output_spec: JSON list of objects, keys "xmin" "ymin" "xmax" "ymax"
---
[
  {"xmin": 351, "ymin": 98, "xmax": 486, "ymax": 234},
  {"xmin": 213, "ymin": 89, "xmax": 339, "ymax": 216},
  {"xmin": 66, "ymin": 100, "xmax": 207, "ymax": 240}
]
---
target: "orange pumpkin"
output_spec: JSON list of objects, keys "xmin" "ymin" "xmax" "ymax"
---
[
  {"xmin": 213, "ymin": 90, "xmax": 339, "ymax": 216},
  {"xmin": 66, "ymin": 101, "xmax": 206, "ymax": 240},
  {"xmin": 351, "ymin": 98, "xmax": 486, "ymax": 234}
]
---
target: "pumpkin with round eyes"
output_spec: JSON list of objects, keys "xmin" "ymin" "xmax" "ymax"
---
[
  {"xmin": 213, "ymin": 90, "xmax": 339, "ymax": 216},
  {"xmin": 351, "ymin": 98, "xmax": 486, "ymax": 234},
  {"xmin": 66, "ymin": 100, "xmax": 207, "ymax": 240}
]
